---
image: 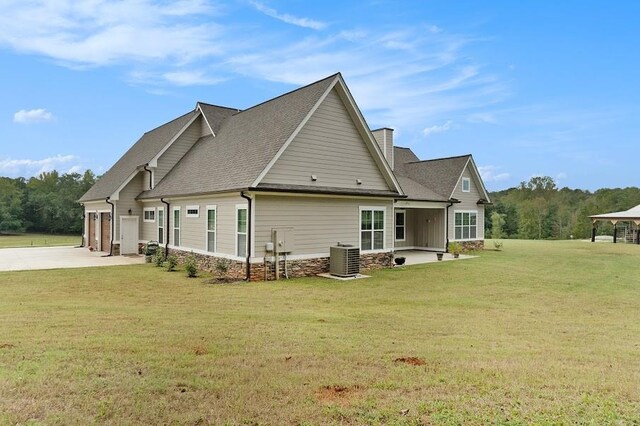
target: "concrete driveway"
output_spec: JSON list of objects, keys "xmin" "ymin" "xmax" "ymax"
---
[{"xmin": 0, "ymin": 246, "xmax": 145, "ymax": 272}]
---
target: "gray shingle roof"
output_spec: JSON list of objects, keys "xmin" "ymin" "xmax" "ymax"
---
[
  {"xmin": 198, "ymin": 103, "xmax": 240, "ymax": 135},
  {"xmin": 139, "ymin": 73, "xmax": 339, "ymax": 199},
  {"xmin": 394, "ymin": 147, "xmax": 470, "ymax": 200},
  {"xmin": 79, "ymin": 111, "xmax": 196, "ymax": 202}
]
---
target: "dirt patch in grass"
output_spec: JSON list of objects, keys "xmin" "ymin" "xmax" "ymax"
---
[
  {"xmin": 192, "ymin": 345, "xmax": 208, "ymax": 356},
  {"xmin": 0, "ymin": 343, "xmax": 15, "ymax": 349},
  {"xmin": 208, "ymin": 278, "xmax": 241, "ymax": 284},
  {"xmin": 394, "ymin": 357, "xmax": 426, "ymax": 366},
  {"xmin": 316, "ymin": 385, "xmax": 362, "ymax": 406}
]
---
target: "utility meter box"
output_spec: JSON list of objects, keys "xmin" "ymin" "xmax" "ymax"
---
[{"xmin": 272, "ymin": 227, "xmax": 294, "ymax": 253}]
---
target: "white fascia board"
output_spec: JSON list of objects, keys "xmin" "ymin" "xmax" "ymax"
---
[
  {"xmin": 332, "ymin": 76, "xmax": 405, "ymax": 196},
  {"xmin": 148, "ymin": 111, "xmax": 201, "ymax": 167},
  {"xmin": 195, "ymin": 103, "xmax": 215, "ymax": 137},
  {"xmin": 110, "ymin": 169, "xmax": 141, "ymax": 201},
  {"xmin": 249, "ymin": 75, "xmax": 340, "ymax": 187}
]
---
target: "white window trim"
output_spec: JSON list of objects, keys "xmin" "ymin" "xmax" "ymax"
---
[
  {"xmin": 359, "ymin": 206, "xmax": 386, "ymax": 252},
  {"xmin": 205, "ymin": 205, "xmax": 217, "ymax": 253},
  {"xmin": 157, "ymin": 207, "xmax": 165, "ymax": 245},
  {"xmin": 143, "ymin": 207, "xmax": 156, "ymax": 223},
  {"xmin": 236, "ymin": 204, "xmax": 248, "ymax": 257},
  {"xmin": 395, "ymin": 210, "xmax": 406, "ymax": 242},
  {"xmin": 453, "ymin": 210, "xmax": 478, "ymax": 241},
  {"xmin": 186, "ymin": 205, "xmax": 200, "ymax": 218},
  {"xmin": 462, "ymin": 177, "xmax": 471, "ymax": 193},
  {"xmin": 173, "ymin": 206, "xmax": 181, "ymax": 247}
]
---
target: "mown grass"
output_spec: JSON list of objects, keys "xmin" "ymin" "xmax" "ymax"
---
[
  {"xmin": 0, "ymin": 240, "xmax": 639, "ymax": 424},
  {"xmin": 0, "ymin": 233, "xmax": 80, "ymax": 248}
]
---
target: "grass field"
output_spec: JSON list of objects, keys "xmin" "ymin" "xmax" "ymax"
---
[
  {"xmin": 0, "ymin": 233, "xmax": 80, "ymax": 248},
  {"xmin": 1, "ymin": 240, "xmax": 639, "ymax": 424}
]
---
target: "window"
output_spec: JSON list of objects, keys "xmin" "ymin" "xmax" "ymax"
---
[
  {"xmin": 186, "ymin": 205, "xmax": 199, "ymax": 218},
  {"xmin": 454, "ymin": 211, "xmax": 477, "ymax": 240},
  {"xmin": 462, "ymin": 177, "xmax": 471, "ymax": 192},
  {"xmin": 236, "ymin": 206, "xmax": 247, "ymax": 257},
  {"xmin": 395, "ymin": 210, "xmax": 406, "ymax": 241},
  {"xmin": 157, "ymin": 208, "xmax": 164, "ymax": 244},
  {"xmin": 143, "ymin": 208, "xmax": 155, "ymax": 222},
  {"xmin": 360, "ymin": 207, "xmax": 384, "ymax": 251},
  {"xmin": 206, "ymin": 206, "xmax": 216, "ymax": 253},
  {"xmin": 173, "ymin": 207, "xmax": 181, "ymax": 246}
]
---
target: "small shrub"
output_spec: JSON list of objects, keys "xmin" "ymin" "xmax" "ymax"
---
[
  {"xmin": 154, "ymin": 250, "xmax": 165, "ymax": 267},
  {"xmin": 493, "ymin": 240, "xmax": 503, "ymax": 251},
  {"xmin": 448, "ymin": 242, "xmax": 462, "ymax": 255},
  {"xmin": 185, "ymin": 254, "xmax": 198, "ymax": 278},
  {"xmin": 166, "ymin": 254, "xmax": 178, "ymax": 272},
  {"xmin": 213, "ymin": 257, "xmax": 232, "ymax": 280}
]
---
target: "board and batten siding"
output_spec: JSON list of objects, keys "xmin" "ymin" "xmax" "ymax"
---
[
  {"xmin": 115, "ymin": 172, "xmax": 143, "ymax": 238},
  {"xmin": 261, "ymin": 88, "xmax": 391, "ymax": 191},
  {"xmin": 155, "ymin": 116, "xmax": 204, "ymax": 185},
  {"xmin": 395, "ymin": 208, "xmax": 446, "ymax": 250},
  {"xmin": 448, "ymin": 166, "xmax": 485, "ymax": 240},
  {"xmin": 165, "ymin": 194, "xmax": 246, "ymax": 256},
  {"xmin": 254, "ymin": 195, "xmax": 393, "ymax": 258}
]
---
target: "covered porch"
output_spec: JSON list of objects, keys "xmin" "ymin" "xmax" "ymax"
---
[
  {"xmin": 589, "ymin": 204, "xmax": 640, "ymax": 244},
  {"xmin": 394, "ymin": 200, "xmax": 448, "ymax": 253}
]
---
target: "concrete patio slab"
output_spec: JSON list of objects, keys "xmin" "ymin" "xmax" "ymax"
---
[
  {"xmin": 395, "ymin": 250, "xmax": 476, "ymax": 265},
  {"xmin": 0, "ymin": 246, "xmax": 145, "ymax": 272}
]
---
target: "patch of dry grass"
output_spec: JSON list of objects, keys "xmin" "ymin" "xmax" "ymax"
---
[{"xmin": 0, "ymin": 240, "xmax": 639, "ymax": 424}]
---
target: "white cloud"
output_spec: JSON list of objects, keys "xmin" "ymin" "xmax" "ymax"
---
[
  {"xmin": 467, "ymin": 112, "xmax": 497, "ymax": 124},
  {"xmin": 556, "ymin": 172, "xmax": 568, "ymax": 180},
  {"xmin": 478, "ymin": 165, "xmax": 510, "ymax": 182},
  {"xmin": 423, "ymin": 120, "xmax": 453, "ymax": 137},
  {"xmin": 0, "ymin": 154, "xmax": 78, "ymax": 177},
  {"xmin": 13, "ymin": 108, "xmax": 54, "ymax": 123},
  {"xmin": 163, "ymin": 70, "xmax": 225, "ymax": 86},
  {"xmin": 249, "ymin": 1, "xmax": 327, "ymax": 30}
]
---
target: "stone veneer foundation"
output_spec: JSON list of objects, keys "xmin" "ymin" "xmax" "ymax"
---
[
  {"xmin": 168, "ymin": 249, "xmax": 394, "ymax": 282},
  {"xmin": 457, "ymin": 240, "xmax": 484, "ymax": 251}
]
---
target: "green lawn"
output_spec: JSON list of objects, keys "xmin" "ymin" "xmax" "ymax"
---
[
  {"xmin": 0, "ymin": 233, "xmax": 80, "ymax": 248},
  {"xmin": 0, "ymin": 240, "xmax": 639, "ymax": 424}
]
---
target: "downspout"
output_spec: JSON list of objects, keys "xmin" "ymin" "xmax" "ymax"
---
[
  {"xmin": 445, "ymin": 200, "xmax": 455, "ymax": 253},
  {"xmin": 240, "ymin": 191, "xmax": 252, "ymax": 281},
  {"xmin": 143, "ymin": 164, "xmax": 153, "ymax": 190},
  {"xmin": 105, "ymin": 197, "xmax": 115, "ymax": 256},
  {"xmin": 161, "ymin": 198, "xmax": 170, "ymax": 258},
  {"xmin": 80, "ymin": 203, "xmax": 85, "ymax": 247}
]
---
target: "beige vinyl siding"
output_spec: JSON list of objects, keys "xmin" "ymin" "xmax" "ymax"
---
[
  {"xmin": 261, "ymin": 89, "xmax": 391, "ymax": 191},
  {"xmin": 372, "ymin": 128, "xmax": 394, "ymax": 170},
  {"xmin": 155, "ymin": 116, "xmax": 203, "ymax": 185},
  {"xmin": 448, "ymin": 166, "xmax": 485, "ymax": 240},
  {"xmin": 169, "ymin": 194, "xmax": 245, "ymax": 255},
  {"xmin": 115, "ymin": 172, "xmax": 143, "ymax": 238},
  {"xmin": 254, "ymin": 195, "xmax": 393, "ymax": 258},
  {"xmin": 140, "ymin": 202, "xmax": 164, "ymax": 242}
]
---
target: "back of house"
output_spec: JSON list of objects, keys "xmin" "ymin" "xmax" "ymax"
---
[{"xmin": 79, "ymin": 73, "xmax": 489, "ymax": 280}]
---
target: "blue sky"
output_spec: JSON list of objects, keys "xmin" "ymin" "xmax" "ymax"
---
[{"xmin": 1, "ymin": 0, "xmax": 638, "ymax": 191}]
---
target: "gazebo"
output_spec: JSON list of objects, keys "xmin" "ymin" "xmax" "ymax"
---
[{"xmin": 589, "ymin": 204, "xmax": 640, "ymax": 244}]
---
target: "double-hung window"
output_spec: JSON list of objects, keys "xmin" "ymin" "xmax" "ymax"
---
[
  {"xmin": 360, "ymin": 208, "xmax": 384, "ymax": 251},
  {"xmin": 157, "ymin": 208, "xmax": 164, "ymax": 244},
  {"xmin": 236, "ymin": 206, "xmax": 247, "ymax": 257},
  {"xmin": 395, "ymin": 210, "xmax": 405, "ymax": 241},
  {"xmin": 206, "ymin": 206, "xmax": 216, "ymax": 253},
  {"xmin": 173, "ymin": 207, "xmax": 181, "ymax": 247},
  {"xmin": 143, "ymin": 207, "xmax": 155, "ymax": 222},
  {"xmin": 454, "ymin": 211, "xmax": 477, "ymax": 240}
]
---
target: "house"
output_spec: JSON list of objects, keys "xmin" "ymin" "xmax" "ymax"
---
[{"xmin": 79, "ymin": 73, "xmax": 490, "ymax": 280}]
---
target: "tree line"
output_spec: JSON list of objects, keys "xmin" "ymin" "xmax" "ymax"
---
[
  {"xmin": 1, "ymin": 171, "xmax": 638, "ymax": 239},
  {"xmin": 486, "ymin": 176, "xmax": 640, "ymax": 240},
  {"xmin": 0, "ymin": 170, "xmax": 97, "ymax": 234}
]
